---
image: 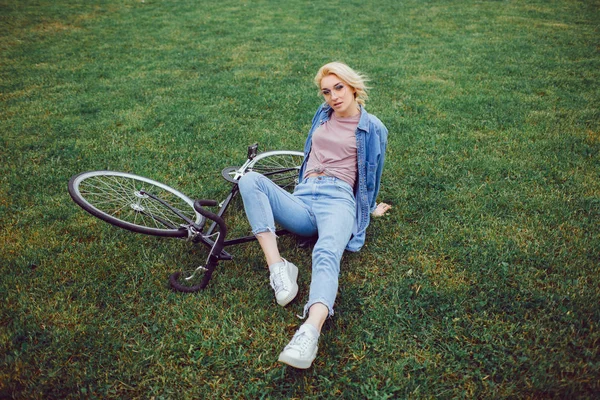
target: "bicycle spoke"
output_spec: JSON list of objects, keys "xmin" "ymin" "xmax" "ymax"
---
[{"xmin": 142, "ymin": 196, "xmax": 181, "ymax": 229}]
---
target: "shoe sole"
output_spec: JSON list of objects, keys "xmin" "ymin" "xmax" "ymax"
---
[
  {"xmin": 278, "ymin": 349, "xmax": 317, "ymax": 369},
  {"xmin": 276, "ymin": 263, "xmax": 299, "ymax": 307}
]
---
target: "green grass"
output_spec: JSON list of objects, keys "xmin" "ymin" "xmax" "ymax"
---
[{"xmin": 1, "ymin": 0, "xmax": 599, "ymax": 398}]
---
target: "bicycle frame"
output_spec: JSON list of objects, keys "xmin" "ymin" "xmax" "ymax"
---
[{"xmin": 167, "ymin": 143, "xmax": 297, "ymax": 292}]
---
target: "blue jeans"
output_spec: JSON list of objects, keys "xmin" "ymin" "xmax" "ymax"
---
[{"xmin": 238, "ymin": 172, "xmax": 356, "ymax": 317}]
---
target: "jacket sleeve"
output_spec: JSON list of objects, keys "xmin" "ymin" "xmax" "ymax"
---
[{"xmin": 370, "ymin": 121, "xmax": 388, "ymax": 212}]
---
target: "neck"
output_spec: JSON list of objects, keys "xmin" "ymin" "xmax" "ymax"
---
[{"xmin": 334, "ymin": 103, "xmax": 361, "ymax": 118}]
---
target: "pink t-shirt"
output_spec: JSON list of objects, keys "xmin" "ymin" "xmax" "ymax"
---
[{"xmin": 305, "ymin": 112, "xmax": 359, "ymax": 188}]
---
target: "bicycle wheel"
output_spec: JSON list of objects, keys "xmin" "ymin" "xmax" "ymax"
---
[
  {"xmin": 222, "ymin": 150, "xmax": 304, "ymax": 192},
  {"xmin": 68, "ymin": 171, "xmax": 204, "ymax": 237}
]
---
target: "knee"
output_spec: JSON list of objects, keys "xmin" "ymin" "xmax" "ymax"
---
[
  {"xmin": 312, "ymin": 248, "xmax": 343, "ymax": 273},
  {"xmin": 237, "ymin": 171, "xmax": 261, "ymax": 194},
  {"xmin": 314, "ymin": 239, "xmax": 345, "ymax": 260}
]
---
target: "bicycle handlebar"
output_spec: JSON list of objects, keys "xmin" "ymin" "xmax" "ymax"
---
[
  {"xmin": 169, "ymin": 199, "xmax": 228, "ymax": 293},
  {"xmin": 193, "ymin": 199, "xmax": 227, "ymax": 243}
]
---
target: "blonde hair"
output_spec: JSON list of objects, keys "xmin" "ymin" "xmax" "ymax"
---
[{"xmin": 314, "ymin": 62, "xmax": 370, "ymax": 106}]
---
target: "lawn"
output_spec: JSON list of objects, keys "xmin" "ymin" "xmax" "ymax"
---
[{"xmin": 1, "ymin": 0, "xmax": 599, "ymax": 398}]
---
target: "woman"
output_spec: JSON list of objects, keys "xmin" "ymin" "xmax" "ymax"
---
[{"xmin": 238, "ymin": 62, "xmax": 390, "ymax": 369}]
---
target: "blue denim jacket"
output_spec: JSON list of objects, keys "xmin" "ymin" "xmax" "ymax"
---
[{"xmin": 298, "ymin": 103, "xmax": 388, "ymax": 252}]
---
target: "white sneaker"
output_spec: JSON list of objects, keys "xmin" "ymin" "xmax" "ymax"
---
[
  {"xmin": 269, "ymin": 259, "xmax": 298, "ymax": 306},
  {"xmin": 278, "ymin": 324, "xmax": 319, "ymax": 369}
]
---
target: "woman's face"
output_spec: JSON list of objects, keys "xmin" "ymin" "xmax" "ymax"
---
[{"xmin": 320, "ymin": 74, "xmax": 359, "ymax": 117}]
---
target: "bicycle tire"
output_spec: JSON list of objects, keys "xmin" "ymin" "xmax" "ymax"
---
[
  {"xmin": 222, "ymin": 150, "xmax": 304, "ymax": 192},
  {"xmin": 68, "ymin": 171, "xmax": 204, "ymax": 237}
]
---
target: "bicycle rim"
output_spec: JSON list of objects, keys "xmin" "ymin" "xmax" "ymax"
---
[{"xmin": 68, "ymin": 171, "xmax": 203, "ymax": 237}]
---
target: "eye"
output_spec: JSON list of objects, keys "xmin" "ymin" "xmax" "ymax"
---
[
  {"xmin": 334, "ymin": 84, "xmax": 345, "ymax": 91},
  {"xmin": 321, "ymin": 89, "xmax": 331, "ymax": 96}
]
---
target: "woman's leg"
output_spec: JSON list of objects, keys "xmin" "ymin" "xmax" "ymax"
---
[
  {"xmin": 305, "ymin": 303, "xmax": 329, "ymax": 332},
  {"xmin": 278, "ymin": 178, "xmax": 356, "ymax": 369},
  {"xmin": 255, "ymin": 231, "xmax": 283, "ymax": 266},
  {"xmin": 238, "ymin": 172, "xmax": 318, "ymax": 306},
  {"xmin": 300, "ymin": 209, "xmax": 355, "ymax": 332},
  {"xmin": 303, "ymin": 179, "xmax": 356, "ymax": 323},
  {"xmin": 238, "ymin": 172, "xmax": 317, "ymax": 241}
]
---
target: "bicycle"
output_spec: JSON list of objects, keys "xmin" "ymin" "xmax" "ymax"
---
[{"xmin": 68, "ymin": 143, "xmax": 304, "ymax": 293}]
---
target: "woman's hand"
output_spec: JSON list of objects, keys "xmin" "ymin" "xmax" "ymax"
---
[{"xmin": 372, "ymin": 202, "xmax": 391, "ymax": 217}]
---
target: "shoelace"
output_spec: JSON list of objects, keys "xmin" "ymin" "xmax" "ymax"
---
[
  {"xmin": 285, "ymin": 331, "xmax": 316, "ymax": 353},
  {"xmin": 269, "ymin": 261, "xmax": 288, "ymax": 293}
]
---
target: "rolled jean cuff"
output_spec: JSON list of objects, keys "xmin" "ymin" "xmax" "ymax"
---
[
  {"xmin": 251, "ymin": 226, "xmax": 277, "ymax": 237},
  {"xmin": 301, "ymin": 299, "xmax": 334, "ymax": 319}
]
